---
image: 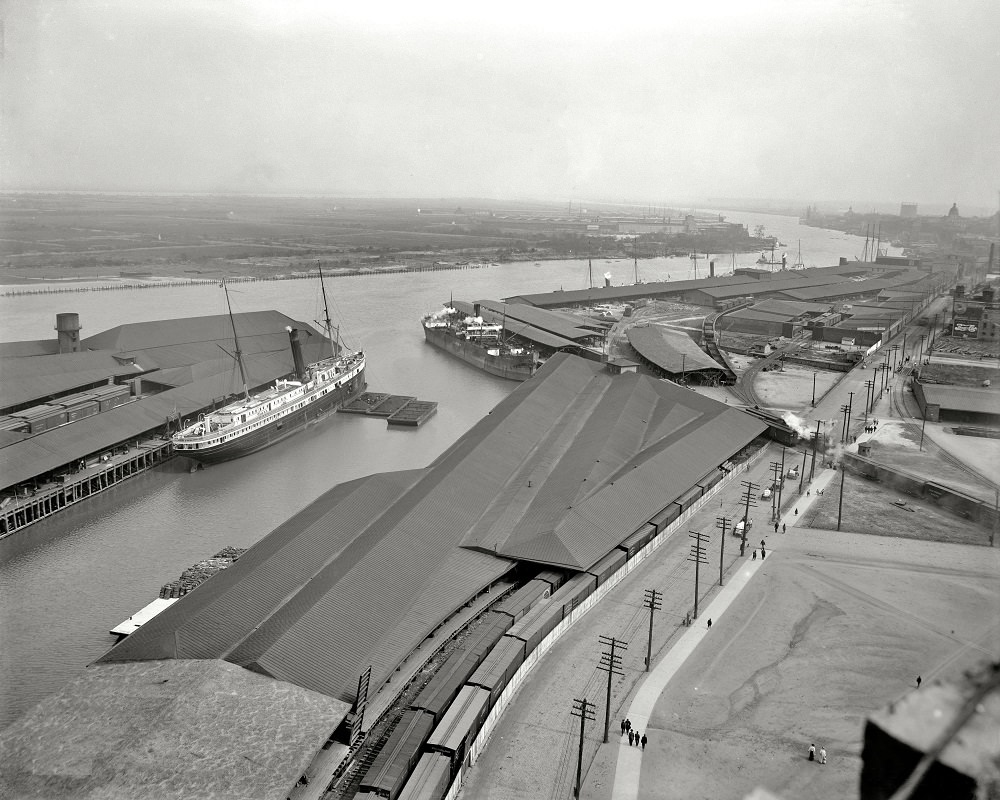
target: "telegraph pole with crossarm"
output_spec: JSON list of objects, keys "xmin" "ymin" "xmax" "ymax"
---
[
  {"xmin": 570, "ymin": 698, "xmax": 596, "ymax": 797},
  {"xmin": 643, "ymin": 589, "xmax": 662, "ymax": 672},
  {"xmin": 598, "ymin": 635, "xmax": 626, "ymax": 743},
  {"xmin": 688, "ymin": 531, "xmax": 709, "ymax": 619}
]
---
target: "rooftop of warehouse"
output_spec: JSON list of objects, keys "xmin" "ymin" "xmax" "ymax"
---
[
  {"xmin": 0, "ymin": 311, "xmax": 326, "ymax": 411},
  {"xmin": 0, "ymin": 659, "xmax": 350, "ymax": 800},
  {"xmin": 627, "ymin": 324, "xmax": 725, "ymax": 373},
  {"xmin": 98, "ymin": 354, "xmax": 765, "ymax": 706}
]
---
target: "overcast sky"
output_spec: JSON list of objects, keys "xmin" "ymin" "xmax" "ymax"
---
[{"xmin": 2, "ymin": 0, "xmax": 998, "ymax": 211}]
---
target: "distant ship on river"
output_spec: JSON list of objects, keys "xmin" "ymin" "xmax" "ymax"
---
[
  {"xmin": 172, "ymin": 274, "xmax": 365, "ymax": 464},
  {"xmin": 422, "ymin": 303, "xmax": 537, "ymax": 381}
]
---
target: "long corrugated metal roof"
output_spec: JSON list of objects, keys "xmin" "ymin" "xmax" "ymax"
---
[
  {"xmin": 1, "ymin": 339, "xmax": 331, "ymax": 488},
  {"xmin": 97, "ymin": 354, "xmax": 764, "ymax": 705},
  {"xmin": 626, "ymin": 325, "xmax": 722, "ymax": 373},
  {"xmin": 920, "ymin": 385, "xmax": 1000, "ymax": 415}
]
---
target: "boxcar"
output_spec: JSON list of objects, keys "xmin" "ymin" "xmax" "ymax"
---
[
  {"xmin": 557, "ymin": 573, "xmax": 597, "ymax": 619},
  {"xmin": 674, "ymin": 485, "xmax": 703, "ymax": 513},
  {"xmin": 617, "ymin": 523, "xmax": 657, "ymax": 559},
  {"xmin": 649, "ymin": 503, "xmax": 681, "ymax": 533},
  {"xmin": 461, "ymin": 615, "xmax": 509, "ymax": 669},
  {"xmin": 534, "ymin": 569, "xmax": 565, "ymax": 593},
  {"xmin": 505, "ymin": 596, "xmax": 563, "ymax": 654},
  {"xmin": 586, "ymin": 549, "xmax": 627, "ymax": 587},
  {"xmin": 397, "ymin": 752, "xmax": 452, "ymax": 800},
  {"xmin": 426, "ymin": 685, "xmax": 490, "ymax": 778},
  {"xmin": 467, "ymin": 636, "xmax": 526, "ymax": 708},
  {"xmin": 410, "ymin": 648, "xmax": 480, "ymax": 723},
  {"xmin": 491, "ymin": 579, "xmax": 551, "ymax": 623},
  {"xmin": 358, "ymin": 709, "xmax": 434, "ymax": 800}
]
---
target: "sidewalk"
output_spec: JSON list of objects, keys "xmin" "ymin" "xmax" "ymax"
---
[
  {"xmin": 608, "ymin": 464, "xmax": 836, "ymax": 800},
  {"xmin": 610, "ymin": 556, "xmax": 765, "ymax": 800}
]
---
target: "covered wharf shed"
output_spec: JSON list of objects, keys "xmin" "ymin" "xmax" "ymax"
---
[
  {"xmin": 5, "ymin": 354, "xmax": 765, "ymax": 799},
  {"xmin": 99, "ymin": 353, "xmax": 765, "ymax": 701},
  {"xmin": 626, "ymin": 324, "xmax": 728, "ymax": 383}
]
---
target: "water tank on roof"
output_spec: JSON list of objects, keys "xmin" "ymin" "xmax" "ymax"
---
[{"xmin": 55, "ymin": 313, "xmax": 82, "ymax": 353}]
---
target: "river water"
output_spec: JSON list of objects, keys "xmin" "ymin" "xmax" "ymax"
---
[{"xmin": 0, "ymin": 211, "xmax": 869, "ymax": 728}]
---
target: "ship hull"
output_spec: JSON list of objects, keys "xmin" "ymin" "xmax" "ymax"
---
[
  {"xmin": 177, "ymin": 367, "xmax": 366, "ymax": 465},
  {"xmin": 423, "ymin": 325, "xmax": 535, "ymax": 381}
]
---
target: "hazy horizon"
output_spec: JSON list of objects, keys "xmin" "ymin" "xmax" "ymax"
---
[{"xmin": 3, "ymin": 0, "xmax": 998, "ymax": 211}]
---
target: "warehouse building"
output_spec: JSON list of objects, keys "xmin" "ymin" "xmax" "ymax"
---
[{"xmin": 0, "ymin": 353, "xmax": 767, "ymax": 799}]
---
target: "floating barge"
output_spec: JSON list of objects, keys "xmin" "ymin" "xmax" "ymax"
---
[
  {"xmin": 339, "ymin": 393, "xmax": 438, "ymax": 427},
  {"xmin": 109, "ymin": 546, "xmax": 247, "ymax": 640}
]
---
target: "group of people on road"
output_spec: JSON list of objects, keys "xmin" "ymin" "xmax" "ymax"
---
[
  {"xmin": 807, "ymin": 743, "xmax": 827, "ymax": 764},
  {"xmin": 864, "ymin": 419, "xmax": 880, "ymax": 434},
  {"xmin": 621, "ymin": 719, "xmax": 647, "ymax": 749}
]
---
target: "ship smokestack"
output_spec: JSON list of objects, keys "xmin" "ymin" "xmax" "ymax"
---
[
  {"xmin": 286, "ymin": 326, "xmax": 308, "ymax": 381},
  {"xmin": 473, "ymin": 303, "xmax": 481, "ymax": 317},
  {"xmin": 55, "ymin": 313, "xmax": 82, "ymax": 353}
]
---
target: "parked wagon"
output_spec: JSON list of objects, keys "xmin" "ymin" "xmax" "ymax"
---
[
  {"xmin": 586, "ymin": 549, "xmax": 627, "ymax": 586},
  {"xmin": 556, "ymin": 573, "xmax": 597, "ymax": 619},
  {"xmin": 410, "ymin": 648, "xmax": 481, "ymax": 723},
  {"xmin": 617, "ymin": 523, "xmax": 657, "ymax": 559},
  {"xmin": 491, "ymin": 578, "xmax": 552, "ymax": 623},
  {"xmin": 397, "ymin": 752, "xmax": 452, "ymax": 800},
  {"xmin": 426, "ymin": 685, "xmax": 490, "ymax": 778},
  {"xmin": 358, "ymin": 709, "xmax": 435, "ymax": 800},
  {"xmin": 649, "ymin": 503, "xmax": 681, "ymax": 533},
  {"xmin": 506, "ymin": 595, "xmax": 563, "ymax": 654},
  {"xmin": 467, "ymin": 636, "xmax": 526, "ymax": 709}
]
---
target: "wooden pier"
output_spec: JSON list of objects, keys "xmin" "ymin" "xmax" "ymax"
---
[
  {"xmin": 339, "ymin": 393, "xmax": 438, "ymax": 427},
  {"xmin": 0, "ymin": 438, "xmax": 172, "ymax": 539}
]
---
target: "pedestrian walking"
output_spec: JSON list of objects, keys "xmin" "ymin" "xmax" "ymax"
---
[
  {"xmin": 761, "ymin": 548, "xmax": 766, "ymax": 559},
  {"xmin": 626, "ymin": 719, "xmax": 631, "ymax": 733},
  {"xmin": 641, "ymin": 733, "xmax": 647, "ymax": 749},
  {"xmin": 774, "ymin": 522, "xmax": 779, "ymax": 534},
  {"xmin": 707, "ymin": 618, "xmax": 712, "ymax": 628},
  {"xmin": 916, "ymin": 675, "xmax": 922, "ymax": 688},
  {"xmin": 628, "ymin": 730, "xmax": 634, "ymax": 746},
  {"xmin": 752, "ymin": 549, "xmax": 757, "ymax": 560},
  {"xmin": 819, "ymin": 747, "xmax": 827, "ymax": 764},
  {"xmin": 794, "ymin": 508, "xmax": 798, "ymax": 515},
  {"xmin": 761, "ymin": 539, "xmax": 766, "ymax": 548},
  {"xmin": 782, "ymin": 523, "xmax": 786, "ymax": 533},
  {"xmin": 808, "ymin": 743, "xmax": 816, "ymax": 761},
  {"xmin": 621, "ymin": 719, "xmax": 627, "ymax": 735}
]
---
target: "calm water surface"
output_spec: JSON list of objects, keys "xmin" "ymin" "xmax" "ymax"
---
[{"xmin": 0, "ymin": 213, "xmax": 868, "ymax": 727}]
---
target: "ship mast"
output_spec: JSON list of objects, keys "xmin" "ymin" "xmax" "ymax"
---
[
  {"xmin": 223, "ymin": 280, "xmax": 250, "ymax": 400},
  {"xmin": 318, "ymin": 264, "xmax": 339, "ymax": 358}
]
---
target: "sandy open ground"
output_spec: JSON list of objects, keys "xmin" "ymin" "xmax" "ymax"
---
[{"xmin": 460, "ymin": 521, "xmax": 1000, "ymax": 800}]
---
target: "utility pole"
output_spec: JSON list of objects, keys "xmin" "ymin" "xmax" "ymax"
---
[
  {"xmin": 836, "ymin": 464, "xmax": 847, "ymax": 531},
  {"xmin": 769, "ymin": 460, "xmax": 781, "ymax": 520},
  {"xmin": 811, "ymin": 371, "xmax": 817, "ymax": 406},
  {"xmin": 846, "ymin": 391, "xmax": 854, "ymax": 441},
  {"xmin": 919, "ymin": 406, "xmax": 928, "ymax": 451},
  {"xmin": 716, "ymin": 517, "xmax": 729, "ymax": 585},
  {"xmin": 777, "ymin": 446, "xmax": 786, "ymax": 515},
  {"xmin": 739, "ymin": 480, "xmax": 759, "ymax": 556},
  {"xmin": 643, "ymin": 589, "xmax": 662, "ymax": 671},
  {"xmin": 570, "ymin": 698, "xmax": 596, "ymax": 797},
  {"xmin": 919, "ymin": 334, "xmax": 926, "ymax": 363},
  {"xmin": 597, "ymin": 635, "xmax": 626, "ymax": 743},
  {"xmin": 798, "ymin": 449, "xmax": 808, "ymax": 493},
  {"xmin": 840, "ymin": 403, "xmax": 850, "ymax": 443},
  {"xmin": 809, "ymin": 421, "xmax": 821, "ymax": 481},
  {"xmin": 688, "ymin": 532, "xmax": 709, "ymax": 619},
  {"xmin": 864, "ymin": 379, "xmax": 874, "ymax": 423}
]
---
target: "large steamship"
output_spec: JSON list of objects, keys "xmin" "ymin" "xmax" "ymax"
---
[
  {"xmin": 172, "ymin": 276, "xmax": 365, "ymax": 464},
  {"xmin": 421, "ymin": 303, "xmax": 537, "ymax": 381}
]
